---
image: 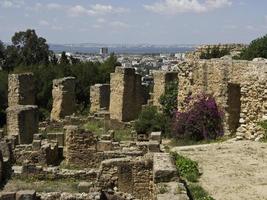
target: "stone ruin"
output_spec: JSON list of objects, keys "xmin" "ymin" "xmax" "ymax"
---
[
  {"xmin": 109, "ymin": 67, "xmax": 147, "ymax": 122},
  {"xmin": 90, "ymin": 84, "xmax": 110, "ymax": 113},
  {"xmin": 177, "ymin": 59, "xmax": 267, "ymax": 139},
  {"xmin": 50, "ymin": 77, "xmax": 76, "ymax": 122}
]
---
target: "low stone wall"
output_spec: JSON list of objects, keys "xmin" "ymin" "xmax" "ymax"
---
[{"xmin": 6, "ymin": 105, "xmax": 39, "ymax": 144}]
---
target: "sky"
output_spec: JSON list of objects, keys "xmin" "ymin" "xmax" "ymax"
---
[{"xmin": 0, "ymin": 0, "xmax": 267, "ymax": 45}]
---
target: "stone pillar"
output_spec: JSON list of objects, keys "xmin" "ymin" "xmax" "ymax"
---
[
  {"xmin": 50, "ymin": 77, "xmax": 76, "ymax": 121},
  {"xmin": 152, "ymin": 71, "xmax": 178, "ymax": 107},
  {"xmin": 110, "ymin": 67, "xmax": 144, "ymax": 122},
  {"xmin": 6, "ymin": 105, "xmax": 38, "ymax": 144},
  {"xmin": 8, "ymin": 73, "xmax": 35, "ymax": 107},
  {"xmin": 90, "ymin": 84, "xmax": 110, "ymax": 113}
]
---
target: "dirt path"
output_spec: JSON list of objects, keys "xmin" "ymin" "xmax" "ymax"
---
[{"xmin": 172, "ymin": 140, "xmax": 267, "ymax": 200}]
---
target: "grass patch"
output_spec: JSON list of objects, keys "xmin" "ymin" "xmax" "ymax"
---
[
  {"xmin": 5, "ymin": 177, "xmax": 79, "ymax": 193},
  {"xmin": 173, "ymin": 152, "xmax": 200, "ymax": 182},
  {"xmin": 114, "ymin": 129, "xmax": 132, "ymax": 141},
  {"xmin": 188, "ymin": 183, "xmax": 215, "ymax": 200},
  {"xmin": 259, "ymin": 120, "xmax": 267, "ymax": 142},
  {"xmin": 84, "ymin": 120, "xmax": 105, "ymax": 136}
]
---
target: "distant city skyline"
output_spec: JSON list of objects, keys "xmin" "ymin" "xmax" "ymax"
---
[{"xmin": 1, "ymin": 0, "xmax": 267, "ymax": 45}]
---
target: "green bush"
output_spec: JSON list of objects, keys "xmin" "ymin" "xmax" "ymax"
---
[
  {"xmin": 172, "ymin": 152, "xmax": 200, "ymax": 182},
  {"xmin": 188, "ymin": 184, "xmax": 215, "ymax": 200},
  {"xmin": 200, "ymin": 46, "xmax": 230, "ymax": 59},
  {"xmin": 134, "ymin": 106, "xmax": 169, "ymax": 135}
]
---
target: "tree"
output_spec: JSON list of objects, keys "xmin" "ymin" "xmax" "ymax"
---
[
  {"xmin": 200, "ymin": 46, "xmax": 230, "ymax": 59},
  {"xmin": 238, "ymin": 34, "xmax": 267, "ymax": 60},
  {"xmin": 60, "ymin": 51, "xmax": 69, "ymax": 65},
  {"xmin": 10, "ymin": 29, "xmax": 50, "ymax": 66},
  {"xmin": 0, "ymin": 41, "xmax": 5, "ymax": 69}
]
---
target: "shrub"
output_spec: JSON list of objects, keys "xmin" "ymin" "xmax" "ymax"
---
[
  {"xmin": 159, "ymin": 81, "xmax": 178, "ymax": 117},
  {"xmin": 172, "ymin": 93, "xmax": 224, "ymax": 141},
  {"xmin": 134, "ymin": 106, "xmax": 169, "ymax": 135},
  {"xmin": 200, "ymin": 46, "xmax": 230, "ymax": 59},
  {"xmin": 173, "ymin": 152, "xmax": 200, "ymax": 182},
  {"xmin": 188, "ymin": 183, "xmax": 215, "ymax": 200}
]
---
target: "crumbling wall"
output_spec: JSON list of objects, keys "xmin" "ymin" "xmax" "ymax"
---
[
  {"xmin": 0, "ymin": 150, "xmax": 3, "ymax": 185},
  {"xmin": 98, "ymin": 156, "xmax": 154, "ymax": 200},
  {"xmin": 6, "ymin": 105, "xmax": 39, "ymax": 144},
  {"xmin": 50, "ymin": 77, "xmax": 76, "ymax": 122},
  {"xmin": 110, "ymin": 67, "xmax": 145, "ymax": 122},
  {"xmin": 152, "ymin": 71, "xmax": 178, "ymax": 107},
  {"xmin": 177, "ymin": 59, "xmax": 267, "ymax": 139},
  {"xmin": 90, "ymin": 84, "xmax": 110, "ymax": 113},
  {"xmin": 8, "ymin": 73, "xmax": 35, "ymax": 107}
]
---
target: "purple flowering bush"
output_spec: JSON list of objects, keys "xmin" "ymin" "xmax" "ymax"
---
[{"xmin": 172, "ymin": 93, "xmax": 224, "ymax": 141}]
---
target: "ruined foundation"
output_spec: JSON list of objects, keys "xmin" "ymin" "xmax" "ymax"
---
[
  {"xmin": 90, "ymin": 84, "xmax": 110, "ymax": 113},
  {"xmin": 50, "ymin": 77, "xmax": 76, "ymax": 122},
  {"xmin": 6, "ymin": 105, "xmax": 39, "ymax": 144}
]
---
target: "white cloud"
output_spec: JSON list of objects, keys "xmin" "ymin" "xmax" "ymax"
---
[
  {"xmin": 97, "ymin": 18, "xmax": 106, "ymax": 23},
  {"xmin": 144, "ymin": 0, "xmax": 232, "ymax": 14},
  {"xmin": 0, "ymin": 0, "xmax": 24, "ymax": 8},
  {"xmin": 109, "ymin": 21, "xmax": 129, "ymax": 28},
  {"xmin": 47, "ymin": 3, "xmax": 62, "ymax": 10},
  {"xmin": 68, "ymin": 4, "xmax": 128, "ymax": 17},
  {"xmin": 39, "ymin": 20, "xmax": 49, "ymax": 26}
]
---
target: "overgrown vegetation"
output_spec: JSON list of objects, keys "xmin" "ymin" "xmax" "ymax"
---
[
  {"xmin": 0, "ymin": 29, "xmax": 120, "ymax": 126},
  {"xmin": 259, "ymin": 120, "xmax": 267, "ymax": 142},
  {"xmin": 200, "ymin": 46, "xmax": 230, "ymax": 59},
  {"xmin": 172, "ymin": 93, "xmax": 224, "ymax": 141},
  {"xmin": 172, "ymin": 152, "xmax": 214, "ymax": 200},
  {"xmin": 238, "ymin": 34, "xmax": 267, "ymax": 60}
]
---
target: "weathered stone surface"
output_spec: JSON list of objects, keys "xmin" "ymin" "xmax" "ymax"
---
[
  {"xmin": 110, "ymin": 67, "xmax": 146, "ymax": 122},
  {"xmin": 77, "ymin": 181, "xmax": 92, "ymax": 193},
  {"xmin": 0, "ymin": 150, "xmax": 3, "ymax": 185},
  {"xmin": 97, "ymin": 140, "xmax": 113, "ymax": 152},
  {"xmin": 47, "ymin": 132, "xmax": 65, "ymax": 147},
  {"xmin": 90, "ymin": 84, "xmax": 110, "ymax": 113},
  {"xmin": 156, "ymin": 182, "xmax": 189, "ymax": 200},
  {"xmin": 16, "ymin": 190, "xmax": 36, "ymax": 200},
  {"xmin": 50, "ymin": 77, "xmax": 76, "ymax": 122},
  {"xmin": 153, "ymin": 153, "xmax": 177, "ymax": 183},
  {"xmin": 8, "ymin": 73, "xmax": 35, "ymax": 107},
  {"xmin": 0, "ymin": 192, "xmax": 16, "ymax": 200},
  {"xmin": 150, "ymin": 132, "xmax": 162, "ymax": 143},
  {"xmin": 152, "ymin": 70, "xmax": 178, "ymax": 107},
  {"xmin": 6, "ymin": 105, "xmax": 39, "ymax": 144},
  {"xmin": 148, "ymin": 141, "xmax": 160, "ymax": 153}
]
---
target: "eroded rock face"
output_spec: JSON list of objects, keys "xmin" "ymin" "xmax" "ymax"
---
[
  {"xmin": 50, "ymin": 77, "xmax": 76, "ymax": 122},
  {"xmin": 0, "ymin": 150, "xmax": 3, "ymax": 185},
  {"xmin": 8, "ymin": 73, "xmax": 35, "ymax": 107},
  {"xmin": 6, "ymin": 105, "xmax": 39, "ymax": 144}
]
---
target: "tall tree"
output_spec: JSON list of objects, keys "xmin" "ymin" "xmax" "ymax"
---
[
  {"xmin": 0, "ymin": 41, "xmax": 5, "ymax": 69},
  {"xmin": 11, "ymin": 29, "xmax": 50, "ymax": 66},
  {"xmin": 60, "ymin": 51, "xmax": 69, "ymax": 65}
]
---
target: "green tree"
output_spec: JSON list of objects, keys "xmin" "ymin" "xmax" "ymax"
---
[
  {"xmin": 60, "ymin": 51, "xmax": 69, "ymax": 65},
  {"xmin": 239, "ymin": 34, "xmax": 267, "ymax": 60},
  {"xmin": 11, "ymin": 29, "xmax": 50, "ymax": 65},
  {"xmin": 200, "ymin": 46, "xmax": 230, "ymax": 59},
  {"xmin": 0, "ymin": 40, "xmax": 5, "ymax": 69}
]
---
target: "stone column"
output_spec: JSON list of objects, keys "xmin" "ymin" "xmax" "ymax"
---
[
  {"xmin": 6, "ymin": 105, "xmax": 39, "ymax": 144},
  {"xmin": 50, "ymin": 77, "xmax": 76, "ymax": 121},
  {"xmin": 90, "ymin": 84, "xmax": 110, "ymax": 113},
  {"xmin": 8, "ymin": 73, "xmax": 35, "ymax": 107}
]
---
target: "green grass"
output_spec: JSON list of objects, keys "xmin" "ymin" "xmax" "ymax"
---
[
  {"xmin": 188, "ymin": 183, "xmax": 215, "ymax": 200},
  {"xmin": 259, "ymin": 120, "xmax": 267, "ymax": 142},
  {"xmin": 173, "ymin": 152, "xmax": 200, "ymax": 182},
  {"xmin": 84, "ymin": 120, "xmax": 105, "ymax": 136}
]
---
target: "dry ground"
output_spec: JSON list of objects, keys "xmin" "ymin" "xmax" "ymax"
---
[{"xmin": 172, "ymin": 140, "xmax": 267, "ymax": 200}]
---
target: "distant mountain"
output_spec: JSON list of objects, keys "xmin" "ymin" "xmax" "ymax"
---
[{"xmin": 49, "ymin": 43, "xmax": 197, "ymax": 54}]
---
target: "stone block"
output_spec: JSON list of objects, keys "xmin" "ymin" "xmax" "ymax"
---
[
  {"xmin": 16, "ymin": 190, "xmax": 36, "ymax": 200},
  {"xmin": 97, "ymin": 140, "xmax": 113, "ymax": 152},
  {"xmin": 78, "ymin": 182, "xmax": 92, "ymax": 193},
  {"xmin": 32, "ymin": 140, "xmax": 41, "ymax": 151},
  {"xmin": 150, "ymin": 132, "xmax": 162, "ymax": 143},
  {"xmin": 0, "ymin": 129, "xmax": 4, "ymax": 139},
  {"xmin": 153, "ymin": 153, "xmax": 177, "ymax": 183},
  {"xmin": 0, "ymin": 192, "xmax": 16, "ymax": 200},
  {"xmin": 47, "ymin": 132, "xmax": 65, "ymax": 147},
  {"xmin": 148, "ymin": 141, "xmax": 160, "ymax": 153},
  {"xmin": 90, "ymin": 84, "xmax": 110, "ymax": 113},
  {"xmin": 6, "ymin": 105, "xmax": 39, "ymax": 144}
]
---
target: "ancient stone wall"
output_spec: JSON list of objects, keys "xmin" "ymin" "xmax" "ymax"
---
[
  {"xmin": 177, "ymin": 59, "xmax": 267, "ymax": 139},
  {"xmin": 110, "ymin": 67, "xmax": 145, "ymax": 122},
  {"xmin": 8, "ymin": 73, "xmax": 35, "ymax": 107},
  {"xmin": 6, "ymin": 105, "xmax": 39, "ymax": 144},
  {"xmin": 98, "ymin": 156, "xmax": 154, "ymax": 200},
  {"xmin": 51, "ymin": 77, "xmax": 76, "ymax": 121},
  {"xmin": 152, "ymin": 71, "xmax": 178, "ymax": 107},
  {"xmin": 0, "ymin": 150, "xmax": 3, "ymax": 185},
  {"xmin": 90, "ymin": 84, "xmax": 110, "ymax": 113}
]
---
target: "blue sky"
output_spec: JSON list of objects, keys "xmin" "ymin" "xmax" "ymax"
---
[{"xmin": 0, "ymin": 0, "xmax": 267, "ymax": 44}]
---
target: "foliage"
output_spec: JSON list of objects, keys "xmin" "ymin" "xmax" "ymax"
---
[
  {"xmin": 134, "ymin": 106, "xmax": 169, "ymax": 135},
  {"xmin": 188, "ymin": 184, "xmax": 215, "ymax": 200},
  {"xmin": 0, "ymin": 71, "xmax": 8, "ymax": 127},
  {"xmin": 60, "ymin": 51, "xmax": 69, "ymax": 65},
  {"xmin": 172, "ymin": 93, "xmax": 224, "ymax": 141},
  {"xmin": 259, "ymin": 120, "xmax": 267, "ymax": 142},
  {"xmin": 159, "ymin": 81, "xmax": 178, "ymax": 117},
  {"xmin": 173, "ymin": 152, "xmax": 200, "ymax": 182},
  {"xmin": 200, "ymin": 46, "xmax": 230, "ymax": 59},
  {"xmin": 238, "ymin": 34, "xmax": 267, "ymax": 60}
]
